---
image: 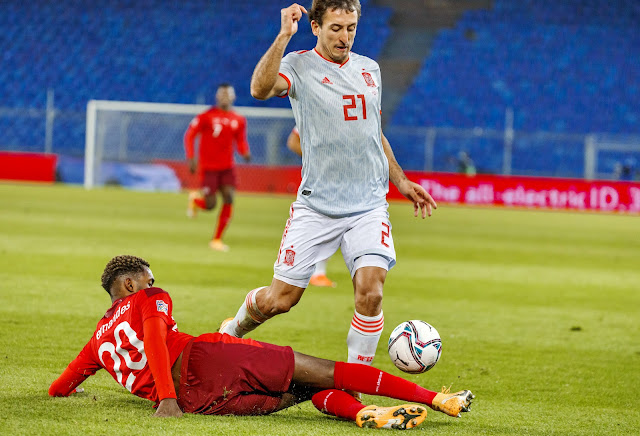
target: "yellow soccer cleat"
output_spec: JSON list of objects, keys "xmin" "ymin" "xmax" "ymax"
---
[
  {"xmin": 431, "ymin": 388, "xmax": 475, "ymax": 418},
  {"xmin": 356, "ymin": 404, "xmax": 427, "ymax": 430}
]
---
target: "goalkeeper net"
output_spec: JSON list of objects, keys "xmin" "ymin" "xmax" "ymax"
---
[{"xmin": 84, "ymin": 100, "xmax": 296, "ymax": 189}]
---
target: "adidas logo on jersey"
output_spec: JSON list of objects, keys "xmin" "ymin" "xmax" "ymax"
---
[{"xmin": 321, "ymin": 77, "xmax": 333, "ymax": 85}]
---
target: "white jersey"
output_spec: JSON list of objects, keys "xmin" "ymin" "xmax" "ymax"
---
[{"xmin": 279, "ymin": 49, "xmax": 389, "ymax": 217}]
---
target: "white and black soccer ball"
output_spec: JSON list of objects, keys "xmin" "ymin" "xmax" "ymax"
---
[{"xmin": 388, "ymin": 320, "xmax": 442, "ymax": 374}]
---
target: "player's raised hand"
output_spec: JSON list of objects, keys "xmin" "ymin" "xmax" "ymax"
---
[
  {"xmin": 280, "ymin": 4, "xmax": 308, "ymax": 37},
  {"xmin": 397, "ymin": 179, "xmax": 437, "ymax": 218}
]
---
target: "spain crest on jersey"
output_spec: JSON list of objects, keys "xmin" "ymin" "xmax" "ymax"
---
[
  {"xmin": 284, "ymin": 249, "xmax": 296, "ymax": 266},
  {"xmin": 362, "ymin": 72, "xmax": 376, "ymax": 87}
]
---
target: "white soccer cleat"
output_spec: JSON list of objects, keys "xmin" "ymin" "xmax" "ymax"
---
[{"xmin": 431, "ymin": 388, "xmax": 475, "ymax": 417}]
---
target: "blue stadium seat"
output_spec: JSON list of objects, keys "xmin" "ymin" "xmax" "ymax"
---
[
  {"xmin": 0, "ymin": 0, "xmax": 391, "ymax": 156},
  {"xmin": 391, "ymin": 0, "xmax": 640, "ymax": 175}
]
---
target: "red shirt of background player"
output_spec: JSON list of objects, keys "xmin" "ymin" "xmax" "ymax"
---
[{"xmin": 184, "ymin": 106, "xmax": 249, "ymax": 172}]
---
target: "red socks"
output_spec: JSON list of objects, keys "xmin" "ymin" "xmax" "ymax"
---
[
  {"xmin": 194, "ymin": 198, "xmax": 207, "ymax": 209},
  {"xmin": 312, "ymin": 389, "xmax": 365, "ymax": 421},
  {"xmin": 214, "ymin": 204, "xmax": 233, "ymax": 240},
  {"xmin": 333, "ymin": 361, "xmax": 437, "ymax": 406}
]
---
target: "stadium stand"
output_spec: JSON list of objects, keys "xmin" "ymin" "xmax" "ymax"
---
[
  {"xmin": 394, "ymin": 0, "xmax": 640, "ymax": 133},
  {"xmin": 390, "ymin": 0, "xmax": 639, "ymax": 174},
  {"xmin": 1, "ymin": 0, "xmax": 638, "ymax": 178},
  {"xmin": 0, "ymin": 0, "xmax": 390, "ymax": 157}
]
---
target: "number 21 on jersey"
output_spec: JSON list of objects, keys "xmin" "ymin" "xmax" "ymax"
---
[{"xmin": 343, "ymin": 95, "xmax": 367, "ymax": 121}]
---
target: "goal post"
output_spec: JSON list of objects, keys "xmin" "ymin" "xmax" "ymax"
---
[
  {"xmin": 584, "ymin": 133, "xmax": 640, "ymax": 180},
  {"xmin": 84, "ymin": 100, "xmax": 296, "ymax": 189}
]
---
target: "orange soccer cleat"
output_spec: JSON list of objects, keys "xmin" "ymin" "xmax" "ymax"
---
[
  {"xmin": 430, "ymin": 388, "xmax": 475, "ymax": 418},
  {"xmin": 209, "ymin": 239, "xmax": 230, "ymax": 252},
  {"xmin": 356, "ymin": 404, "xmax": 427, "ymax": 430},
  {"xmin": 309, "ymin": 274, "xmax": 336, "ymax": 287}
]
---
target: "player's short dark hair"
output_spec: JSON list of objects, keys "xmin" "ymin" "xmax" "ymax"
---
[
  {"xmin": 101, "ymin": 255, "xmax": 150, "ymax": 295},
  {"xmin": 217, "ymin": 82, "xmax": 233, "ymax": 90},
  {"xmin": 309, "ymin": 0, "xmax": 361, "ymax": 26}
]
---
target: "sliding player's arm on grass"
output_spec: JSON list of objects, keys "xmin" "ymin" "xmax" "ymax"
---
[
  {"xmin": 143, "ymin": 316, "xmax": 182, "ymax": 418},
  {"xmin": 381, "ymin": 131, "xmax": 437, "ymax": 218},
  {"xmin": 250, "ymin": 4, "xmax": 308, "ymax": 100},
  {"xmin": 48, "ymin": 341, "xmax": 99, "ymax": 397}
]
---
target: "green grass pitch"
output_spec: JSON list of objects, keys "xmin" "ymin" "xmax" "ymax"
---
[{"xmin": 1, "ymin": 182, "xmax": 638, "ymax": 435}]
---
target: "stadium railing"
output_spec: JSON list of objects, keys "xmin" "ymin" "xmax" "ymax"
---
[{"xmin": 1, "ymin": 100, "xmax": 639, "ymax": 185}]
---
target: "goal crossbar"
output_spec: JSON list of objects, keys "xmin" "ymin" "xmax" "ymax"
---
[{"xmin": 84, "ymin": 99, "xmax": 294, "ymax": 189}]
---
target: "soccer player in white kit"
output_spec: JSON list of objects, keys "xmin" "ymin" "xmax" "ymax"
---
[{"xmin": 221, "ymin": 1, "xmax": 437, "ymax": 370}]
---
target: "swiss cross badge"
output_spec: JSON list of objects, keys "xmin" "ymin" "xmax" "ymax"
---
[
  {"xmin": 284, "ymin": 249, "xmax": 296, "ymax": 266},
  {"xmin": 362, "ymin": 72, "xmax": 376, "ymax": 87}
]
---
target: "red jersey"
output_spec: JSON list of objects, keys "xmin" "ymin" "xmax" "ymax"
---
[
  {"xmin": 59, "ymin": 288, "xmax": 192, "ymax": 403},
  {"xmin": 184, "ymin": 107, "xmax": 249, "ymax": 171}
]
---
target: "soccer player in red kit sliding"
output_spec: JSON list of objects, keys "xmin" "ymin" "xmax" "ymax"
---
[
  {"xmin": 184, "ymin": 83, "xmax": 251, "ymax": 252},
  {"xmin": 49, "ymin": 255, "xmax": 474, "ymax": 429}
]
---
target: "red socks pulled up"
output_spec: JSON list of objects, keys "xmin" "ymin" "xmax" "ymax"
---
[
  {"xmin": 332, "ymin": 361, "xmax": 437, "ymax": 406},
  {"xmin": 194, "ymin": 198, "xmax": 207, "ymax": 209},
  {"xmin": 214, "ymin": 203, "xmax": 233, "ymax": 240},
  {"xmin": 312, "ymin": 389, "xmax": 364, "ymax": 421}
]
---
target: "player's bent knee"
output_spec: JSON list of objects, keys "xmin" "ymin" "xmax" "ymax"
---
[
  {"xmin": 354, "ymin": 288, "xmax": 383, "ymax": 314},
  {"xmin": 204, "ymin": 198, "xmax": 217, "ymax": 210}
]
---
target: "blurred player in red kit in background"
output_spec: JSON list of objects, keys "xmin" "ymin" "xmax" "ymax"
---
[{"xmin": 184, "ymin": 83, "xmax": 251, "ymax": 252}]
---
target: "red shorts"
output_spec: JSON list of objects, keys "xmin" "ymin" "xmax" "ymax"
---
[
  {"xmin": 178, "ymin": 333, "xmax": 295, "ymax": 415},
  {"xmin": 200, "ymin": 168, "xmax": 236, "ymax": 194}
]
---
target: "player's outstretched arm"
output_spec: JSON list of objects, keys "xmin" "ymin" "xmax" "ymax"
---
[
  {"xmin": 49, "ymin": 366, "xmax": 89, "ymax": 397},
  {"xmin": 49, "ymin": 341, "xmax": 99, "ymax": 397},
  {"xmin": 250, "ymin": 4, "xmax": 307, "ymax": 100},
  {"xmin": 382, "ymin": 131, "xmax": 437, "ymax": 218}
]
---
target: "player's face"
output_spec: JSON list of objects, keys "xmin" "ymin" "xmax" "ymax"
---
[
  {"xmin": 216, "ymin": 87, "xmax": 236, "ymax": 110},
  {"xmin": 131, "ymin": 267, "xmax": 155, "ymax": 293},
  {"xmin": 312, "ymin": 8, "xmax": 358, "ymax": 63}
]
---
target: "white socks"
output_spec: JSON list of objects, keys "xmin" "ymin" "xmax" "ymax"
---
[
  {"xmin": 221, "ymin": 287, "xmax": 268, "ymax": 337},
  {"xmin": 222, "ymin": 289, "xmax": 385, "ymax": 367},
  {"xmin": 347, "ymin": 310, "xmax": 384, "ymax": 365},
  {"xmin": 313, "ymin": 259, "xmax": 328, "ymax": 276}
]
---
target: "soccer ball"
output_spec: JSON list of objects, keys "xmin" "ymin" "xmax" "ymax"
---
[{"xmin": 388, "ymin": 320, "xmax": 442, "ymax": 374}]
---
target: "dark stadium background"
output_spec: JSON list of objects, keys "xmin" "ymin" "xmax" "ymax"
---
[{"xmin": 1, "ymin": 0, "xmax": 638, "ymax": 183}]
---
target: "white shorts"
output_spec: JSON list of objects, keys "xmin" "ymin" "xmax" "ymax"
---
[{"xmin": 273, "ymin": 201, "xmax": 396, "ymax": 288}]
